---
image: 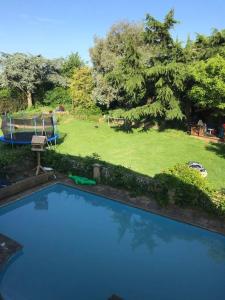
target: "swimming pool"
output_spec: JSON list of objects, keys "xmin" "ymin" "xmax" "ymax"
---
[{"xmin": 0, "ymin": 183, "xmax": 225, "ymax": 300}]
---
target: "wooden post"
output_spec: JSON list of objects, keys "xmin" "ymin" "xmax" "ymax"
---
[
  {"xmin": 36, "ymin": 152, "xmax": 44, "ymax": 176},
  {"xmin": 31, "ymin": 135, "xmax": 47, "ymax": 176}
]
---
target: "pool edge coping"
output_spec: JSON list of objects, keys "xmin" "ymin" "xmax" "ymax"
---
[{"xmin": 0, "ymin": 179, "xmax": 225, "ymax": 236}]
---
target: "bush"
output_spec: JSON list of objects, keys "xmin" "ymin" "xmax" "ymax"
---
[
  {"xmin": 43, "ymin": 87, "xmax": 72, "ymax": 106},
  {"xmin": 153, "ymin": 164, "xmax": 225, "ymax": 216},
  {"xmin": 0, "ymin": 88, "xmax": 26, "ymax": 113},
  {"xmin": 0, "ymin": 145, "xmax": 33, "ymax": 173},
  {"xmin": 72, "ymin": 106, "xmax": 102, "ymax": 121},
  {"xmin": 70, "ymin": 66, "xmax": 94, "ymax": 109},
  {"xmin": 42, "ymin": 151, "xmax": 225, "ymax": 216},
  {"xmin": 211, "ymin": 190, "xmax": 225, "ymax": 216},
  {"xmin": 43, "ymin": 151, "xmax": 100, "ymax": 177}
]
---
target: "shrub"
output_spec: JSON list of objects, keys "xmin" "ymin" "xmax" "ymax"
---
[
  {"xmin": 42, "ymin": 152, "xmax": 225, "ymax": 216},
  {"xmin": 153, "ymin": 164, "xmax": 225, "ymax": 216},
  {"xmin": 43, "ymin": 151, "xmax": 100, "ymax": 177},
  {"xmin": 70, "ymin": 66, "xmax": 95, "ymax": 109},
  {"xmin": 43, "ymin": 87, "xmax": 72, "ymax": 106},
  {"xmin": 211, "ymin": 190, "xmax": 225, "ymax": 216},
  {"xmin": 0, "ymin": 145, "xmax": 33, "ymax": 174},
  {"xmin": 72, "ymin": 106, "xmax": 102, "ymax": 121},
  {"xmin": 0, "ymin": 88, "xmax": 26, "ymax": 113},
  {"xmin": 153, "ymin": 165, "xmax": 209, "ymax": 204}
]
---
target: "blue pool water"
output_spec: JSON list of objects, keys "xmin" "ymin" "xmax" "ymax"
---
[{"xmin": 0, "ymin": 183, "xmax": 225, "ymax": 300}]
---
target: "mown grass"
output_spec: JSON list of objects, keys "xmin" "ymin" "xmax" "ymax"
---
[{"xmin": 55, "ymin": 118, "xmax": 225, "ymax": 190}]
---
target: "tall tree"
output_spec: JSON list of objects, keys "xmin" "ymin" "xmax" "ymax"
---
[
  {"xmin": 0, "ymin": 53, "xmax": 65, "ymax": 108},
  {"xmin": 90, "ymin": 21, "xmax": 147, "ymax": 74},
  {"xmin": 62, "ymin": 52, "xmax": 84, "ymax": 77},
  {"xmin": 188, "ymin": 54, "xmax": 225, "ymax": 110},
  {"xmin": 193, "ymin": 29, "xmax": 225, "ymax": 60},
  {"xmin": 70, "ymin": 66, "xmax": 94, "ymax": 109},
  {"xmin": 106, "ymin": 40, "xmax": 146, "ymax": 108},
  {"xmin": 144, "ymin": 9, "xmax": 181, "ymax": 63}
]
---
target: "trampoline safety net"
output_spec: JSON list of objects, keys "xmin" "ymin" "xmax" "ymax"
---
[{"xmin": 0, "ymin": 114, "xmax": 57, "ymax": 143}]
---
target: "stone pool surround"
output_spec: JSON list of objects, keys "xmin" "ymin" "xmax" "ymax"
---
[{"xmin": 0, "ymin": 176, "xmax": 225, "ymax": 236}]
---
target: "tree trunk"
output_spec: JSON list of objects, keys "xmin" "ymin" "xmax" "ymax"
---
[{"xmin": 27, "ymin": 91, "xmax": 33, "ymax": 108}]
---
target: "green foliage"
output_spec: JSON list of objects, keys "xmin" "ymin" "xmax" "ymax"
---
[
  {"xmin": 92, "ymin": 73, "xmax": 121, "ymax": 108},
  {"xmin": 43, "ymin": 151, "xmax": 99, "ymax": 177},
  {"xmin": 90, "ymin": 10, "xmax": 225, "ymax": 123},
  {"xmin": 153, "ymin": 164, "xmax": 225, "ymax": 216},
  {"xmin": 0, "ymin": 53, "xmax": 65, "ymax": 108},
  {"xmin": 106, "ymin": 41, "xmax": 146, "ymax": 107},
  {"xmin": 62, "ymin": 52, "xmax": 84, "ymax": 77},
  {"xmin": 107, "ymin": 62, "xmax": 186, "ymax": 122},
  {"xmin": 194, "ymin": 29, "xmax": 225, "ymax": 60},
  {"xmin": 0, "ymin": 88, "xmax": 11, "ymax": 99},
  {"xmin": 0, "ymin": 145, "xmax": 33, "ymax": 169},
  {"xmin": 144, "ymin": 9, "xmax": 180, "ymax": 62},
  {"xmin": 42, "ymin": 148, "xmax": 225, "ymax": 216},
  {"xmin": 44, "ymin": 87, "xmax": 72, "ymax": 106},
  {"xmin": 188, "ymin": 55, "xmax": 225, "ymax": 110},
  {"xmin": 72, "ymin": 106, "xmax": 102, "ymax": 121},
  {"xmin": 146, "ymin": 62, "xmax": 186, "ymax": 120},
  {"xmin": 90, "ymin": 11, "xmax": 187, "ymax": 122},
  {"xmin": 211, "ymin": 190, "xmax": 225, "ymax": 216},
  {"xmin": 90, "ymin": 22, "xmax": 146, "ymax": 74},
  {"xmin": 0, "ymin": 88, "xmax": 26, "ymax": 113},
  {"xmin": 70, "ymin": 66, "xmax": 95, "ymax": 109}
]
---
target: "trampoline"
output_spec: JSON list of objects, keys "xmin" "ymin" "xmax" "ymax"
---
[{"xmin": 0, "ymin": 114, "xmax": 58, "ymax": 145}]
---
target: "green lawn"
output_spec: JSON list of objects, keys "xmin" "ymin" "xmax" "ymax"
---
[{"xmin": 56, "ymin": 118, "xmax": 225, "ymax": 189}]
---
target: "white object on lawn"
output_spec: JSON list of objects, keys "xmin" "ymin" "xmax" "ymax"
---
[{"xmin": 187, "ymin": 161, "xmax": 208, "ymax": 177}]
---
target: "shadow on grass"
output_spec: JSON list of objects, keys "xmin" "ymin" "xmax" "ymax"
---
[
  {"xmin": 56, "ymin": 132, "xmax": 67, "ymax": 145},
  {"xmin": 110, "ymin": 118, "xmax": 186, "ymax": 134},
  {"xmin": 42, "ymin": 150, "xmax": 224, "ymax": 217},
  {"xmin": 205, "ymin": 142, "xmax": 225, "ymax": 159}
]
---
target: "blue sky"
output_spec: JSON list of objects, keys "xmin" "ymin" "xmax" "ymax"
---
[{"xmin": 0, "ymin": 0, "xmax": 224, "ymax": 62}]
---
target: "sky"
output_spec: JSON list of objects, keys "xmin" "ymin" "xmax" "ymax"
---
[{"xmin": 0, "ymin": 0, "xmax": 225, "ymax": 62}]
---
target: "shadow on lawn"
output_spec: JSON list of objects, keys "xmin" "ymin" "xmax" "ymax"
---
[
  {"xmin": 110, "ymin": 118, "xmax": 186, "ymax": 134},
  {"xmin": 205, "ymin": 142, "xmax": 225, "ymax": 159},
  {"xmin": 42, "ymin": 150, "xmax": 223, "ymax": 217}
]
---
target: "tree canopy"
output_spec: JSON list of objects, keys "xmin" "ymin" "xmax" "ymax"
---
[
  {"xmin": 188, "ymin": 55, "xmax": 225, "ymax": 110},
  {"xmin": 70, "ymin": 66, "xmax": 94, "ymax": 109},
  {"xmin": 90, "ymin": 10, "xmax": 225, "ymax": 123},
  {"xmin": 62, "ymin": 52, "xmax": 84, "ymax": 78},
  {"xmin": 0, "ymin": 9, "xmax": 224, "ymax": 122},
  {"xmin": 0, "ymin": 53, "xmax": 65, "ymax": 108}
]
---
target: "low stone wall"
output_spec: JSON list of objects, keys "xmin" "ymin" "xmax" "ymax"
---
[{"xmin": 0, "ymin": 172, "xmax": 54, "ymax": 201}]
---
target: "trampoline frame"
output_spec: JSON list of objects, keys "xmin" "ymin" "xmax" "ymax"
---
[{"xmin": 0, "ymin": 134, "xmax": 58, "ymax": 145}]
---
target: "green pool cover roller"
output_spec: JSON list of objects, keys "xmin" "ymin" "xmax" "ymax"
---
[{"xmin": 68, "ymin": 175, "xmax": 96, "ymax": 185}]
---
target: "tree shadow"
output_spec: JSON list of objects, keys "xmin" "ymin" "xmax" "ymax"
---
[
  {"xmin": 56, "ymin": 132, "xmax": 67, "ymax": 145},
  {"xmin": 110, "ymin": 121, "xmax": 134, "ymax": 133},
  {"xmin": 42, "ymin": 150, "xmax": 224, "ymax": 216},
  {"xmin": 205, "ymin": 142, "xmax": 225, "ymax": 159},
  {"xmin": 110, "ymin": 117, "xmax": 186, "ymax": 133}
]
